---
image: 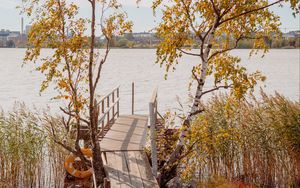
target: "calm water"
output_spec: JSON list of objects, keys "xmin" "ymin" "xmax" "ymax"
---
[{"xmin": 0, "ymin": 49, "xmax": 299, "ymax": 115}]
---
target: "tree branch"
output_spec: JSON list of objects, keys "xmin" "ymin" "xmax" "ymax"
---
[
  {"xmin": 192, "ymin": 66, "xmax": 201, "ymax": 85},
  {"xmin": 93, "ymin": 1, "xmax": 111, "ymax": 93},
  {"xmin": 189, "ymin": 109, "xmax": 204, "ymax": 117},
  {"xmin": 93, "ymin": 40, "xmax": 110, "ymax": 90},
  {"xmin": 220, "ymin": 4, "xmax": 234, "ymax": 18},
  {"xmin": 60, "ymin": 107, "xmax": 90, "ymax": 125},
  {"xmin": 49, "ymin": 120, "xmax": 78, "ymax": 155},
  {"xmin": 178, "ymin": 48, "xmax": 201, "ymax": 57},
  {"xmin": 220, "ymin": 0, "xmax": 283, "ymax": 25},
  {"xmin": 208, "ymin": 35, "xmax": 264, "ymax": 61},
  {"xmin": 179, "ymin": 0, "xmax": 202, "ymax": 40},
  {"xmin": 210, "ymin": 0, "xmax": 220, "ymax": 17},
  {"xmin": 200, "ymin": 84, "xmax": 233, "ymax": 97}
]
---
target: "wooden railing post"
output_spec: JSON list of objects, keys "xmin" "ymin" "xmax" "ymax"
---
[
  {"xmin": 101, "ymin": 100, "xmax": 105, "ymax": 137},
  {"xmin": 117, "ymin": 88, "xmax": 120, "ymax": 117},
  {"xmin": 97, "ymin": 85, "xmax": 120, "ymax": 138},
  {"xmin": 132, "ymin": 82, "xmax": 134, "ymax": 115},
  {"xmin": 112, "ymin": 91, "xmax": 115, "ymax": 118},
  {"xmin": 149, "ymin": 87, "xmax": 158, "ymax": 176},
  {"xmin": 107, "ymin": 96, "xmax": 110, "ymax": 127}
]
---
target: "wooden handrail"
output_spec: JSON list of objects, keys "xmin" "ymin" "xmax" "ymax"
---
[
  {"xmin": 150, "ymin": 87, "xmax": 158, "ymax": 104},
  {"xmin": 149, "ymin": 87, "xmax": 158, "ymax": 176},
  {"xmin": 97, "ymin": 85, "xmax": 120, "ymax": 105},
  {"xmin": 97, "ymin": 86, "xmax": 120, "ymax": 138},
  {"xmin": 98, "ymin": 98, "xmax": 120, "ymax": 123}
]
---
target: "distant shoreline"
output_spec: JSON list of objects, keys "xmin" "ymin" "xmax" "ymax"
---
[{"xmin": 0, "ymin": 47, "xmax": 299, "ymax": 49}]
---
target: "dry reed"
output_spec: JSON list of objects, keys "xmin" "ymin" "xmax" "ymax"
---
[
  {"xmin": 171, "ymin": 91, "xmax": 299, "ymax": 187},
  {"xmin": 0, "ymin": 103, "xmax": 67, "ymax": 187}
]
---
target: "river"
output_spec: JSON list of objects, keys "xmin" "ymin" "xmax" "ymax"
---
[{"xmin": 0, "ymin": 48, "xmax": 299, "ymax": 115}]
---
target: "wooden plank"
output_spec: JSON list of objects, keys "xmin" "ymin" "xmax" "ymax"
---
[
  {"xmin": 104, "ymin": 152, "xmax": 120, "ymax": 188},
  {"xmin": 125, "ymin": 151, "xmax": 144, "ymax": 188},
  {"xmin": 102, "ymin": 151, "xmax": 159, "ymax": 188},
  {"xmin": 134, "ymin": 151, "xmax": 159, "ymax": 188},
  {"xmin": 100, "ymin": 115, "xmax": 148, "ymax": 151},
  {"xmin": 114, "ymin": 151, "xmax": 132, "ymax": 188}
]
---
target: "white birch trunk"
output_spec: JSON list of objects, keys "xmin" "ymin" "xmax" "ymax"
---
[{"xmin": 161, "ymin": 25, "xmax": 217, "ymax": 169}]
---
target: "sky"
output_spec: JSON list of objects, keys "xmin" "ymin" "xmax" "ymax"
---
[{"xmin": 0, "ymin": 0, "xmax": 299, "ymax": 33}]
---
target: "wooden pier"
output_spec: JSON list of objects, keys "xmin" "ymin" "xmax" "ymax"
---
[{"xmin": 95, "ymin": 85, "xmax": 159, "ymax": 188}]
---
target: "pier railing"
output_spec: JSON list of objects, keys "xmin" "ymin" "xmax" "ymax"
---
[
  {"xmin": 97, "ymin": 86, "xmax": 120, "ymax": 138},
  {"xmin": 149, "ymin": 87, "xmax": 158, "ymax": 176}
]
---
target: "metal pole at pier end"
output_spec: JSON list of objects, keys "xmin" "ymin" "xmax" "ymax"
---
[{"xmin": 132, "ymin": 82, "xmax": 134, "ymax": 115}]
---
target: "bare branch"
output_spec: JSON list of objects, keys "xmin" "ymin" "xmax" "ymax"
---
[
  {"xmin": 60, "ymin": 107, "xmax": 90, "ymax": 125},
  {"xmin": 200, "ymin": 84, "xmax": 233, "ymax": 97},
  {"xmin": 177, "ymin": 48, "xmax": 201, "ymax": 57},
  {"xmin": 189, "ymin": 109, "xmax": 204, "ymax": 117},
  {"xmin": 93, "ymin": 40, "xmax": 110, "ymax": 90},
  {"xmin": 93, "ymin": 0, "xmax": 111, "ymax": 94},
  {"xmin": 49, "ymin": 120, "xmax": 78, "ymax": 155}
]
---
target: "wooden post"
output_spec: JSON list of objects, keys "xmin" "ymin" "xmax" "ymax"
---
[
  {"xmin": 107, "ymin": 96, "xmax": 110, "ymax": 127},
  {"xmin": 149, "ymin": 87, "xmax": 158, "ymax": 176},
  {"xmin": 112, "ymin": 91, "xmax": 115, "ymax": 118},
  {"xmin": 103, "ymin": 178, "xmax": 110, "ymax": 188},
  {"xmin": 102, "ymin": 100, "xmax": 104, "ymax": 137},
  {"xmin": 117, "ymin": 88, "xmax": 120, "ymax": 117},
  {"xmin": 132, "ymin": 82, "xmax": 134, "ymax": 115}
]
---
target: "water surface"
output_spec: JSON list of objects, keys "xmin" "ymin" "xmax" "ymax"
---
[{"xmin": 0, "ymin": 49, "xmax": 299, "ymax": 114}]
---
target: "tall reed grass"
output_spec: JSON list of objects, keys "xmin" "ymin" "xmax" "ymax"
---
[
  {"xmin": 0, "ymin": 104, "xmax": 67, "ymax": 187},
  {"xmin": 176, "ymin": 91, "xmax": 299, "ymax": 187}
]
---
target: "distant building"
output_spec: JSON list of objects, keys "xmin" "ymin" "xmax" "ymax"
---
[
  {"xmin": 282, "ymin": 30, "xmax": 300, "ymax": 39},
  {"xmin": 8, "ymin": 31, "xmax": 20, "ymax": 38},
  {"xmin": 0, "ymin": 30, "xmax": 10, "ymax": 47},
  {"xmin": 0, "ymin": 30, "xmax": 22, "ymax": 47},
  {"xmin": 132, "ymin": 32, "xmax": 154, "ymax": 38},
  {"xmin": 25, "ymin": 25, "xmax": 32, "ymax": 35},
  {"xmin": 7, "ymin": 31, "xmax": 21, "ymax": 46},
  {"xmin": 282, "ymin": 33, "xmax": 295, "ymax": 39},
  {"xmin": 0, "ymin": 29, "xmax": 10, "ymax": 38}
]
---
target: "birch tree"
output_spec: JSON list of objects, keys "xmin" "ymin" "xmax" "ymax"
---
[
  {"xmin": 21, "ymin": 0, "xmax": 132, "ymax": 185},
  {"xmin": 152, "ymin": 0, "xmax": 299, "ymax": 185}
]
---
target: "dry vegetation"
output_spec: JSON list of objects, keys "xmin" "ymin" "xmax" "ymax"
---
[
  {"xmin": 158, "ymin": 91, "xmax": 300, "ymax": 187},
  {"xmin": 184, "ymin": 91, "xmax": 300, "ymax": 187},
  {"xmin": 0, "ymin": 104, "xmax": 67, "ymax": 187}
]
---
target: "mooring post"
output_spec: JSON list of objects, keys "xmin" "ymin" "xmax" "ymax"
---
[{"xmin": 132, "ymin": 82, "xmax": 134, "ymax": 115}]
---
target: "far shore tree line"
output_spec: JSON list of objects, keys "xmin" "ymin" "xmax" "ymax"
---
[
  {"xmin": 2, "ymin": 31, "xmax": 300, "ymax": 49},
  {"xmin": 99, "ymin": 34, "xmax": 300, "ymax": 49}
]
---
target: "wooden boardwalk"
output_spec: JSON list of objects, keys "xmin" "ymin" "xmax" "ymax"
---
[
  {"xmin": 99, "ymin": 115, "xmax": 159, "ymax": 188},
  {"xmin": 102, "ymin": 151, "xmax": 159, "ymax": 188},
  {"xmin": 93, "ymin": 86, "xmax": 159, "ymax": 188},
  {"xmin": 100, "ymin": 115, "xmax": 148, "ymax": 151}
]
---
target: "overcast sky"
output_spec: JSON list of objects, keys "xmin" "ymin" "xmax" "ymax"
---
[{"xmin": 1, "ymin": 0, "xmax": 299, "ymax": 33}]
